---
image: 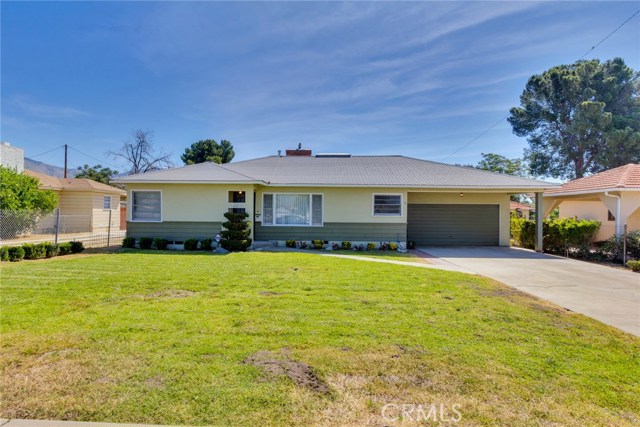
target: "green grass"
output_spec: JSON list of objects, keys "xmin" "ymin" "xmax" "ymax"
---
[{"xmin": 1, "ymin": 251, "xmax": 639, "ymax": 426}]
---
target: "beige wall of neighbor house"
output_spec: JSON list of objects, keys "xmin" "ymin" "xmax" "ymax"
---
[
  {"xmin": 407, "ymin": 192, "xmax": 511, "ymax": 246},
  {"xmin": 92, "ymin": 193, "xmax": 121, "ymax": 231},
  {"xmin": 553, "ymin": 191, "xmax": 640, "ymax": 240}
]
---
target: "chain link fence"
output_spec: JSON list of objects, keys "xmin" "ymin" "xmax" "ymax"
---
[{"xmin": 0, "ymin": 209, "xmax": 125, "ymax": 248}]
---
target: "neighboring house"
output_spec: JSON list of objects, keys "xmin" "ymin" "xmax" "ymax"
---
[
  {"xmin": 510, "ymin": 201, "xmax": 534, "ymax": 219},
  {"xmin": 0, "ymin": 142, "xmax": 24, "ymax": 172},
  {"xmin": 25, "ymin": 170, "xmax": 127, "ymax": 233},
  {"xmin": 544, "ymin": 164, "xmax": 640, "ymax": 241},
  {"xmin": 115, "ymin": 151, "xmax": 554, "ymax": 247}
]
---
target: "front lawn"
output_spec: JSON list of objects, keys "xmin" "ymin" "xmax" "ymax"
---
[{"xmin": 1, "ymin": 251, "xmax": 638, "ymax": 426}]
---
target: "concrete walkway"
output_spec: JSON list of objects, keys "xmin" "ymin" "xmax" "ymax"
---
[{"xmin": 419, "ymin": 246, "xmax": 640, "ymax": 336}]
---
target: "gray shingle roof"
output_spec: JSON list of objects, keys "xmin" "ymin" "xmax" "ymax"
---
[{"xmin": 115, "ymin": 155, "xmax": 556, "ymax": 190}]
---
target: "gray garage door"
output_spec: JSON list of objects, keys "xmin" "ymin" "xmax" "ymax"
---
[{"xmin": 407, "ymin": 204, "xmax": 499, "ymax": 246}]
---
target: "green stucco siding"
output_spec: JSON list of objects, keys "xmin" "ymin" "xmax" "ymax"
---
[
  {"xmin": 254, "ymin": 222, "xmax": 406, "ymax": 242},
  {"xmin": 127, "ymin": 221, "xmax": 223, "ymax": 241}
]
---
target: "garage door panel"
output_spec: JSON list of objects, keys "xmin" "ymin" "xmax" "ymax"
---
[{"xmin": 407, "ymin": 204, "xmax": 499, "ymax": 246}]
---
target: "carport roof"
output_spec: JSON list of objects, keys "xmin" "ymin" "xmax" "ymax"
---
[{"xmin": 115, "ymin": 155, "xmax": 556, "ymax": 190}]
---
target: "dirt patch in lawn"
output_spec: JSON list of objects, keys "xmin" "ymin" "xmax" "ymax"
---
[
  {"xmin": 144, "ymin": 289, "xmax": 196, "ymax": 299},
  {"xmin": 244, "ymin": 350, "xmax": 330, "ymax": 394}
]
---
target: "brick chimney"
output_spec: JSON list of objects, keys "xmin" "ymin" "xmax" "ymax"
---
[{"xmin": 285, "ymin": 143, "xmax": 312, "ymax": 156}]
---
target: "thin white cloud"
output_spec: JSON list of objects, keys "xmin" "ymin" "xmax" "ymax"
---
[{"xmin": 9, "ymin": 95, "xmax": 90, "ymax": 119}]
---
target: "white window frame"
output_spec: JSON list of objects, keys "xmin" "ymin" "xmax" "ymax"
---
[
  {"xmin": 262, "ymin": 193, "xmax": 323, "ymax": 227},
  {"xmin": 130, "ymin": 190, "xmax": 162, "ymax": 222},
  {"xmin": 103, "ymin": 195, "xmax": 111, "ymax": 210},
  {"xmin": 372, "ymin": 193, "xmax": 403, "ymax": 217}
]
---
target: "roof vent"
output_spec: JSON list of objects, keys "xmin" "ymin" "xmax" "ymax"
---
[{"xmin": 315, "ymin": 153, "xmax": 352, "ymax": 158}]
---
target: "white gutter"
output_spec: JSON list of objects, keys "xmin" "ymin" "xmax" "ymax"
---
[{"xmin": 604, "ymin": 191, "xmax": 622, "ymax": 236}]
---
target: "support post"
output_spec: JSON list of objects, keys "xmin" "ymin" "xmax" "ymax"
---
[
  {"xmin": 623, "ymin": 223, "xmax": 627, "ymax": 266},
  {"xmin": 54, "ymin": 208, "xmax": 60, "ymax": 245},
  {"xmin": 535, "ymin": 192, "xmax": 543, "ymax": 253},
  {"xmin": 107, "ymin": 209, "xmax": 112, "ymax": 247}
]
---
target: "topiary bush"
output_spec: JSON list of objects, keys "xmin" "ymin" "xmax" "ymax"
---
[
  {"xmin": 201, "ymin": 238, "xmax": 214, "ymax": 251},
  {"xmin": 139, "ymin": 237, "xmax": 153, "ymax": 249},
  {"xmin": 70, "ymin": 241, "xmax": 84, "ymax": 254},
  {"xmin": 285, "ymin": 240, "xmax": 296, "ymax": 248},
  {"xmin": 0, "ymin": 246, "xmax": 8, "ymax": 261},
  {"xmin": 22, "ymin": 243, "xmax": 47, "ymax": 260},
  {"xmin": 220, "ymin": 212, "xmax": 252, "ymax": 252},
  {"xmin": 57, "ymin": 242, "xmax": 72, "ymax": 256},
  {"xmin": 153, "ymin": 238, "xmax": 169, "ymax": 250},
  {"xmin": 122, "ymin": 237, "xmax": 136, "ymax": 248},
  {"xmin": 184, "ymin": 238, "xmax": 199, "ymax": 251},
  {"xmin": 312, "ymin": 240, "xmax": 324, "ymax": 249},
  {"xmin": 7, "ymin": 246, "xmax": 25, "ymax": 262}
]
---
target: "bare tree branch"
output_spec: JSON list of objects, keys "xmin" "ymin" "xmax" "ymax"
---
[{"xmin": 108, "ymin": 129, "xmax": 174, "ymax": 175}]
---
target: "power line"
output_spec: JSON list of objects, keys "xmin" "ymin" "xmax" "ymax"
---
[
  {"xmin": 67, "ymin": 146, "xmax": 121, "ymax": 170},
  {"xmin": 27, "ymin": 145, "xmax": 64, "ymax": 159},
  {"xmin": 579, "ymin": 9, "xmax": 640, "ymax": 60},
  {"xmin": 442, "ymin": 117, "xmax": 505, "ymax": 161},
  {"xmin": 441, "ymin": 7, "xmax": 640, "ymax": 161}
]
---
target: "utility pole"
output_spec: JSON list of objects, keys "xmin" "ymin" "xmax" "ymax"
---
[{"xmin": 64, "ymin": 144, "xmax": 68, "ymax": 178}]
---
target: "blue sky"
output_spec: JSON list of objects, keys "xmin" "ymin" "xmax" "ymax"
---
[{"xmin": 1, "ymin": 1, "xmax": 639, "ymax": 172}]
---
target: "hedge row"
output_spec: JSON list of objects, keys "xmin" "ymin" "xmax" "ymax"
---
[
  {"xmin": 0, "ymin": 241, "xmax": 84, "ymax": 262},
  {"xmin": 511, "ymin": 216, "xmax": 640, "ymax": 264},
  {"xmin": 511, "ymin": 216, "xmax": 601, "ymax": 255},
  {"xmin": 122, "ymin": 237, "xmax": 216, "ymax": 251},
  {"xmin": 284, "ymin": 240, "xmax": 400, "ymax": 251}
]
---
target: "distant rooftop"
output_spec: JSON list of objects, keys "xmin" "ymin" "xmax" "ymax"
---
[
  {"xmin": 25, "ymin": 169, "xmax": 126, "ymax": 195},
  {"xmin": 545, "ymin": 164, "xmax": 640, "ymax": 195}
]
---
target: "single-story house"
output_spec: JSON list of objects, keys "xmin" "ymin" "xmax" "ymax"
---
[
  {"xmin": 543, "ymin": 163, "xmax": 640, "ymax": 241},
  {"xmin": 26, "ymin": 169, "xmax": 127, "ymax": 233},
  {"xmin": 115, "ymin": 151, "xmax": 555, "ymax": 249},
  {"xmin": 510, "ymin": 201, "xmax": 534, "ymax": 219}
]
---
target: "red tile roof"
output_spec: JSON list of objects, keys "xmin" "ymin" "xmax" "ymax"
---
[
  {"xmin": 510, "ymin": 201, "xmax": 533, "ymax": 210},
  {"xmin": 545, "ymin": 164, "xmax": 640, "ymax": 195}
]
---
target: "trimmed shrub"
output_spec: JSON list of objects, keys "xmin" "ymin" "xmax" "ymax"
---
[
  {"xmin": 122, "ymin": 237, "xmax": 136, "ymax": 248},
  {"xmin": 341, "ymin": 241, "xmax": 351, "ymax": 250},
  {"xmin": 42, "ymin": 242, "xmax": 58, "ymax": 258},
  {"xmin": 7, "ymin": 246, "xmax": 25, "ymax": 262},
  {"xmin": 58, "ymin": 242, "xmax": 73, "ymax": 255},
  {"xmin": 153, "ymin": 238, "xmax": 169, "ymax": 250},
  {"xmin": 511, "ymin": 217, "xmax": 600, "ymax": 256},
  {"xmin": 201, "ymin": 238, "xmax": 214, "ymax": 251},
  {"xmin": 70, "ymin": 241, "xmax": 85, "ymax": 254},
  {"xmin": 366, "ymin": 242, "xmax": 376, "ymax": 251},
  {"xmin": 285, "ymin": 240, "xmax": 296, "ymax": 248},
  {"xmin": 184, "ymin": 238, "xmax": 199, "ymax": 251},
  {"xmin": 0, "ymin": 246, "xmax": 8, "ymax": 261},
  {"xmin": 139, "ymin": 237, "xmax": 153, "ymax": 249},
  {"xmin": 407, "ymin": 241, "xmax": 416, "ymax": 250},
  {"xmin": 600, "ymin": 230, "xmax": 640, "ymax": 262},
  {"xmin": 389, "ymin": 242, "xmax": 398, "ymax": 251},
  {"xmin": 627, "ymin": 260, "xmax": 640, "ymax": 272},
  {"xmin": 22, "ymin": 243, "xmax": 47, "ymax": 260},
  {"xmin": 312, "ymin": 240, "xmax": 324, "ymax": 249},
  {"xmin": 220, "ymin": 212, "xmax": 252, "ymax": 252}
]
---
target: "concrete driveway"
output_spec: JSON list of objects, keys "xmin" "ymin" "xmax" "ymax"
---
[{"xmin": 419, "ymin": 246, "xmax": 640, "ymax": 336}]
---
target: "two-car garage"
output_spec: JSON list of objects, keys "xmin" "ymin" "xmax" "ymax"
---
[{"xmin": 407, "ymin": 203, "xmax": 500, "ymax": 246}]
